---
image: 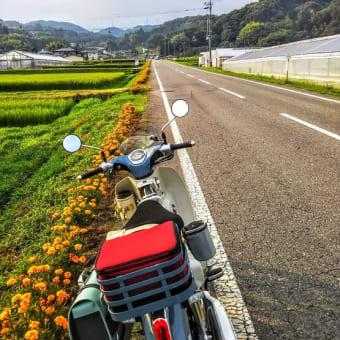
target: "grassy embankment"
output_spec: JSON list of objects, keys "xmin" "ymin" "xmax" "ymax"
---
[
  {"xmin": 172, "ymin": 57, "xmax": 340, "ymax": 97},
  {"xmin": 0, "ymin": 60, "xmax": 150, "ymax": 339}
]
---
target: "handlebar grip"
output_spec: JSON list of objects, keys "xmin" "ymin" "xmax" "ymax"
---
[
  {"xmin": 170, "ymin": 141, "xmax": 195, "ymax": 151},
  {"xmin": 78, "ymin": 167, "xmax": 103, "ymax": 180}
]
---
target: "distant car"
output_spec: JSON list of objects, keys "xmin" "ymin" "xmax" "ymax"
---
[{"xmin": 155, "ymin": 56, "xmax": 160, "ymax": 60}]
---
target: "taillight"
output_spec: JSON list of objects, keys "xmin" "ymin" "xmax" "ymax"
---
[{"xmin": 153, "ymin": 318, "xmax": 172, "ymax": 340}]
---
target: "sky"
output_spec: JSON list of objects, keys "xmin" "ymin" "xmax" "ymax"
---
[{"xmin": 1, "ymin": 0, "xmax": 256, "ymax": 30}]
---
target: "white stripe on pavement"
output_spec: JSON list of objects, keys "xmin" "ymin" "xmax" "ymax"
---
[
  {"xmin": 281, "ymin": 113, "xmax": 340, "ymax": 140},
  {"xmin": 154, "ymin": 62, "xmax": 258, "ymax": 340},
  {"xmin": 187, "ymin": 73, "xmax": 195, "ymax": 78},
  {"xmin": 198, "ymin": 79, "xmax": 211, "ymax": 85},
  {"xmin": 173, "ymin": 62, "xmax": 340, "ymax": 105},
  {"xmin": 219, "ymin": 87, "xmax": 246, "ymax": 99}
]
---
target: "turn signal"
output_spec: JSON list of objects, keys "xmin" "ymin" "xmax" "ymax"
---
[{"xmin": 153, "ymin": 318, "xmax": 172, "ymax": 340}]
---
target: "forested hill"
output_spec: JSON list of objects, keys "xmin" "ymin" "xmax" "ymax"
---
[{"xmin": 120, "ymin": 0, "xmax": 340, "ymax": 55}]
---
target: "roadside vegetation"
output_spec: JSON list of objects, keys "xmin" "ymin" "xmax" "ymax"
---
[
  {"xmin": 0, "ymin": 60, "xmax": 151, "ymax": 339},
  {"xmin": 172, "ymin": 58, "xmax": 340, "ymax": 98}
]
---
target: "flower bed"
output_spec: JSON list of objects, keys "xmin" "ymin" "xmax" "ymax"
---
[{"xmin": 0, "ymin": 102, "xmax": 142, "ymax": 339}]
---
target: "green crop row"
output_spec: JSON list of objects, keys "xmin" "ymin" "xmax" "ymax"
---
[
  {"xmin": 0, "ymin": 72, "xmax": 126, "ymax": 92},
  {"xmin": 0, "ymin": 99, "xmax": 74, "ymax": 127},
  {"xmin": 0, "ymin": 68, "xmax": 134, "ymax": 75}
]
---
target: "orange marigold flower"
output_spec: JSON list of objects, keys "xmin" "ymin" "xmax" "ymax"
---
[
  {"xmin": 18, "ymin": 306, "xmax": 27, "ymax": 313},
  {"xmin": 64, "ymin": 272, "xmax": 71, "ymax": 279},
  {"xmin": 71, "ymin": 255, "xmax": 79, "ymax": 263},
  {"xmin": 65, "ymin": 217, "xmax": 72, "ymax": 224},
  {"xmin": 52, "ymin": 213, "xmax": 59, "ymax": 220},
  {"xmin": 63, "ymin": 279, "xmax": 71, "ymax": 285},
  {"xmin": 55, "ymin": 269, "xmax": 63, "ymax": 276},
  {"xmin": 19, "ymin": 274, "xmax": 25, "ymax": 280},
  {"xmin": 54, "ymin": 237, "xmax": 62, "ymax": 244},
  {"xmin": 74, "ymin": 244, "xmax": 83, "ymax": 251},
  {"xmin": 28, "ymin": 256, "xmax": 36, "ymax": 264},
  {"xmin": 45, "ymin": 306, "xmax": 55, "ymax": 315},
  {"xmin": 63, "ymin": 240, "xmax": 70, "ymax": 246},
  {"xmin": 34, "ymin": 282, "xmax": 47, "ymax": 292},
  {"xmin": 7, "ymin": 278, "xmax": 17, "ymax": 286},
  {"xmin": 22, "ymin": 278, "xmax": 31, "ymax": 286},
  {"xmin": 24, "ymin": 329, "xmax": 39, "ymax": 340},
  {"xmin": 79, "ymin": 256, "xmax": 86, "ymax": 264},
  {"xmin": 56, "ymin": 244, "xmax": 64, "ymax": 250},
  {"xmin": 0, "ymin": 328, "xmax": 10, "ymax": 335},
  {"xmin": 89, "ymin": 202, "xmax": 96, "ymax": 208},
  {"xmin": 11, "ymin": 294, "xmax": 22, "ymax": 303},
  {"xmin": 0, "ymin": 309, "xmax": 11, "ymax": 321},
  {"xmin": 75, "ymin": 207, "xmax": 81, "ymax": 212},
  {"xmin": 85, "ymin": 209, "xmax": 92, "ymax": 215},
  {"xmin": 2, "ymin": 319, "xmax": 9, "ymax": 327},
  {"xmin": 29, "ymin": 321, "xmax": 40, "ymax": 330},
  {"xmin": 52, "ymin": 276, "xmax": 60, "ymax": 284},
  {"xmin": 67, "ymin": 188, "xmax": 75, "ymax": 194},
  {"xmin": 79, "ymin": 202, "xmax": 86, "ymax": 208},
  {"xmin": 47, "ymin": 247, "xmax": 56, "ymax": 256},
  {"xmin": 47, "ymin": 295, "xmax": 55, "ymax": 303},
  {"xmin": 54, "ymin": 315, "xmax": 68, "ymax": 329},
  {"xmin": 91, "ymin": 198, "xmax": 97, "ymax": 202},
  {"xmin": 80, "ymin": 228, "xmax": 88, "ymax": 234}
]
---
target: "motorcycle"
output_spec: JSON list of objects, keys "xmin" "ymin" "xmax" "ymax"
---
[{"xmin": 62, "ymin": 99, "xmax": 237, "ymax": 340}]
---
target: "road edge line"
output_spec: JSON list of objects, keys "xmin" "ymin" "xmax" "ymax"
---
[{"xmin": 154, "ymin": 62, "xmax": 258, "ymax": 340}]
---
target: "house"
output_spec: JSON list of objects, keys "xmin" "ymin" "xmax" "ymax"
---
[
  {"xmin": 0, "ymin": 50, "xmax": 72, "ymax": 69},
  {"xmin": 211, "ymin": 48, "xmax": 252, "ymax": 68},
  {"xmin": 53, "ymin": 47, "xmax": 77, "ymax": 57}
]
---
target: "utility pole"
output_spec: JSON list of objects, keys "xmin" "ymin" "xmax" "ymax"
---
[
  {"xmin": 167, "ymin": 35, "xmax": 170, "ymax": 57},
  {"xmin": 204, "ymin": 0, "xmax": 212, "ymax": 67}
]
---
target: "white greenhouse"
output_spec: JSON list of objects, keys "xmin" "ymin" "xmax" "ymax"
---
[
  {"xmin": 222, "ymin": 34, "xmax": 340, "ymax": 87},
  {"xmin": 0, "ymin": 50, "xmax": 72, "ymax": 69}
]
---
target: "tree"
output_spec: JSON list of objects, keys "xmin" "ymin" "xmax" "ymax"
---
[
  {"xmin": 236, "ymin": 22, "xmax": 266, "ymax": 47},
  {"xmin": 45, "ymin": 41, "xmax": 65, "ymax": 51}
]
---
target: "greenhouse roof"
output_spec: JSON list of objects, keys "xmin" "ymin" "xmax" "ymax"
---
[
  {"xmin": 0, "ymin": 50, "xmax": 71, "ymax": 62},
  {"xmin": 228, "ymin": 34, "xmax": 340, "ymax": 62}
]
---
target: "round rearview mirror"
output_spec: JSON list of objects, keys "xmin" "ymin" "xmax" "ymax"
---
[
  {"xmin": 171, "ymin": 99, "xmax": 189, "ymax": 118},
  {"xmin": 62, "ymin": 134, "xmax": 82, "ymax": 153}
]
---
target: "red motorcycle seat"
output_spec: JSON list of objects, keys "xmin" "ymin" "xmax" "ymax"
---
[{"xmin": 95, "ymin": 221, "xmax": 181, "ymax": 277}]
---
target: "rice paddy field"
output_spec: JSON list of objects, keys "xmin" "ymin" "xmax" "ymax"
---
[
  {"xmin": 0, "ymin": 72, "xmax": 126, "ymax": 91},
  {"xmin": 0, "ymin": 99, "xmax": 74, "ymax": 127}
]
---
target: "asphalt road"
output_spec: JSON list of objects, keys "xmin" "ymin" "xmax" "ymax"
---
[{"xmin": 149, "ymin": 60, "xmax": 340, "ymax": 340}]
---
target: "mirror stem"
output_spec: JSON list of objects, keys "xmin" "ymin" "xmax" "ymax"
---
[
  {"xmin": 162, "ymin": 132, "xmax": 167, "ymax": 144},
  {"xmin": 101, "ymin": 151, "xmax": 107, "ymax": 162},
  {"xmin": 82, "ymin": 144, "xmax": 103, "ymax": 151}
]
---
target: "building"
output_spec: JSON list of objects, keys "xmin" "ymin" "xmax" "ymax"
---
[
  {"xmin": 53, "ymin": 47, "xmax": 77, "ymax": 57},
  {"xmin": 222, "ymin": 34, "xmax": 340, "ymax": 87},
  {"xmin": 0, "ymin": 50, "xmax": 72, "ymax": 69},
  {"xmin": 200, "ymin": 48, "xmax": 252, "ymax": 68}
]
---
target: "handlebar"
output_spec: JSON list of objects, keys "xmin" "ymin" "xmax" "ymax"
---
[
  {"xmin": 77, "ymin": 167, "xmax": 103, "ymax": 180},
  {"xmin": 170, "ymin": 141, "xmax": 195, "ymax": 151},
  {"xmin": 76, "ymin": 141, "xmax": 195, "ymax": 180}
]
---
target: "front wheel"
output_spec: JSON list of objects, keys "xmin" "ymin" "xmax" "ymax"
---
[{"xmin": 206, "ymin": 304, "xmax": 223, "ymax": 340}]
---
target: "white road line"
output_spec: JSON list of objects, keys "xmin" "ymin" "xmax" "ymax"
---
[
  {"xmin": 187, "ymin": 74, "xmax": 195, "ymax": 78},
  {"xmin": 154, "ymin": 62, "xmax": 257, "ymax": 340},
  {"xmin": 198, "ymin": 78, "xmax": 211, "ymax": 85},
  {"xmin": 179, "ymin": 71, "xmax": 184, "ymax": 74},
  {"xmin": 281, "ymin": 113, "xmax": 340, "ymax": 140},
  {"xmin": 219, "ymin": 87, "xmax": 246, "ymax": 99},
  {"xmin": 173, "ymin": 62, "xmax": 340, "ymax": 105}
]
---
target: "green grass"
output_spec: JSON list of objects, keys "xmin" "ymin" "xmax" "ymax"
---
[
  {"xmin": 0, "ymin": 98, "xmax": 74, "ymax": 127},
  {"xmin": 0, "ymin": 72, "xmax": 127, "ymax": 92},
  {"xmin": 0, "ymin": 92, "xmax": 147, "ymax": 291},
  {"xmin": 172, "ymin": 57, "xmax": 199, "ymax": 67}
]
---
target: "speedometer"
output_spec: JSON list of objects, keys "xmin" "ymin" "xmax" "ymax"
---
[{"xmin": 128, "ymin": 149, "xmax": 147, "ymax": 165}]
